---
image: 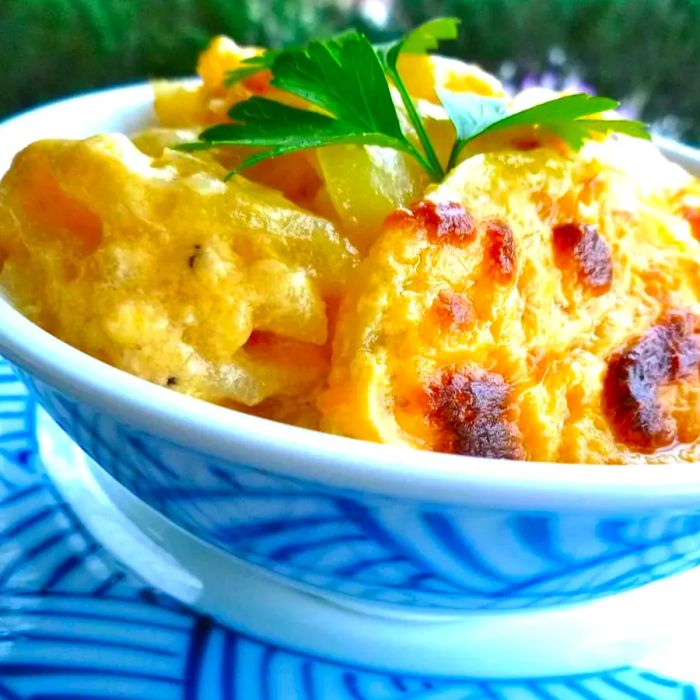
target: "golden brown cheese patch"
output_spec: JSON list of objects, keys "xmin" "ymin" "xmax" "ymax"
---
[
  {"xmin": 552, "ymin": 222, "xmax": 613, "ymax": 295},
  {"xmin": 603, "ymin": 312, "xmax": 700, "ymax": 452},
  {"xmin": 484, "ymin": 221, "xmax": 517, "ymax": 284},
  {"xmin": 431, "ymin": 290, "xmax": 474, "ymax": 332},
  {"xmin": 388, "ymin": 201, "xmax": 475, "ymax": 247},
  {"xmin": 321, "ymin": 140, "xmax": 700, "ymax": 463},
  {"xmin": 426, "ymin": 368, "xmax": 525, "ymax": 459}
]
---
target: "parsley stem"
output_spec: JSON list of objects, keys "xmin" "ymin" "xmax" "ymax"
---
[
  {"xmin": 403, "ymin": 143, "xmax": 436, "ymax": 179},
  {"xmin": 388, "ymin": 66, "xmax": 444, "ymax": 182},
  {"xmin": 446, "ymin": 140, "xmax": 465, "ymax": 172}
]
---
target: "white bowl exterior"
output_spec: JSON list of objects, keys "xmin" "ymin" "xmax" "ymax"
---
[
  {"xmin": 18, "ymin": 366, "xmax": 700, "ymax": 611},
  {"xmin": 2, "ymin": 85, "xmax": 700, "ymax": 612}
]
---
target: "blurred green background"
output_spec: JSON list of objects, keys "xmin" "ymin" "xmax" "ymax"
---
[{"xmin": 1, "ymin": 0, "xmax": 698, "ymax": 144}]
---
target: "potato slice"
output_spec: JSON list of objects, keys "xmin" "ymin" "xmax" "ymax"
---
[
  {"xmin": 314, "ymin": 145, "xmax": 429, "ymax": 253},
  {"xmin": 397, "ymin": 54, "xmax": 505, "ymax": 105},
  {"xmin": 0, "ymin": 134, "xmax": 358, "ymax": 408}
]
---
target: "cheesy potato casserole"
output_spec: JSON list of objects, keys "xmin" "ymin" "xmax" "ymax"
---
[{"xmin": 1, "ymin": 34, "xmax": 699, "ymax": 463}]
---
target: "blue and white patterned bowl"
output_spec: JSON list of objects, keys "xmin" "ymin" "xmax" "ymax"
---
[
  {"xmin": 2, "ymin": 84, "xmax": 700, "ymax": 616},
  {"xmin": 5, "ymin": 363, "xmax": 700, "ymax": 693}
]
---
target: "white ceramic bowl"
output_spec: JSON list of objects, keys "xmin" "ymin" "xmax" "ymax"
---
[{"xmin": 2, "ymin": 84, "xmax": 700, "ymax": 617}]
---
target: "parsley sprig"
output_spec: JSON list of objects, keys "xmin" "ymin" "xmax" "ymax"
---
[
  {"xmin": 180, "ymin": 18, "xmax": 651, "ymax": 181},
  {"xmin": 376, "ymin": 18, "xmax": 460, "ymax": 180},
  {"xmin": 438, "ymin": 90, "xmax": 652, "ymax": 171},
  {"xmin": 223, "ymin": 51, "xmax": 279, "ymax": 85},
  {"xmin": 182, "ymin": 31, "xmax": 442, "ymax": 179}
]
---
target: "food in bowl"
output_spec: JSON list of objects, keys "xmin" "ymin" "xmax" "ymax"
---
[
  {"xmin": 0, "ymin": 19, "xmax": 698, "ymax": 464},
  {"xmin": 322, "ymin": 145, "xmax": 700, "ymax": 465},
  {"xmin": 0, "ymin": 134, "xmax": 355, "ymax": 429}
]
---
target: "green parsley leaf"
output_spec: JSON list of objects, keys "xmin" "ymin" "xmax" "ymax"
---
[
  {"xmin": 377, "ymin": 17, "xmax": 460, "ymax": 70},
  {"xmin": 441, "ymin": 91, "xmax": 651, "ymax": 169},
  {"xmin": 437, "ymin": 90, "xmax": 508, "ymax": 142},
  {"xmin": 535, "ymin": 117, "xmax": 652, "ymax": 150},
  {"xmin": 376, "ymin": 18, "xmax": 460, "ymax": 179},
  {"xmin": 180, "ymin": 97, "xmax": 412, "ymax": 177},
  {"xmin": 184, "ymin": 21, "xmax": 652, "ymax": 184},
  {"xmin": 269, "ymin": 35, "xmax": 403, "ymax": 139},
  {"xmin": 185, "ymin": 32, "xmax": 434, "ymax": 178},
  {"xmin": 224, "ymin": 51, "xmax": 281, "ymax": 86}
]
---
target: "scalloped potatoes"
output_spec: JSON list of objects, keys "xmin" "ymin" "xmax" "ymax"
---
[
  {"xmin": 0, "ymin": 134, "xmax": 356, "ymax": 418},
  {"xmin": 1, "ymin": 36, "xmax": 699, "ymax": 463},
  {"xmin": 320, "ymin": 141, "xmax": 700, "ymax": 464}
]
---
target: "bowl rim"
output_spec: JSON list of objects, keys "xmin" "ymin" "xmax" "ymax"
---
[{"xmin": 2, "ymin": 82, "xmax": 700, "ymax": 512}]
